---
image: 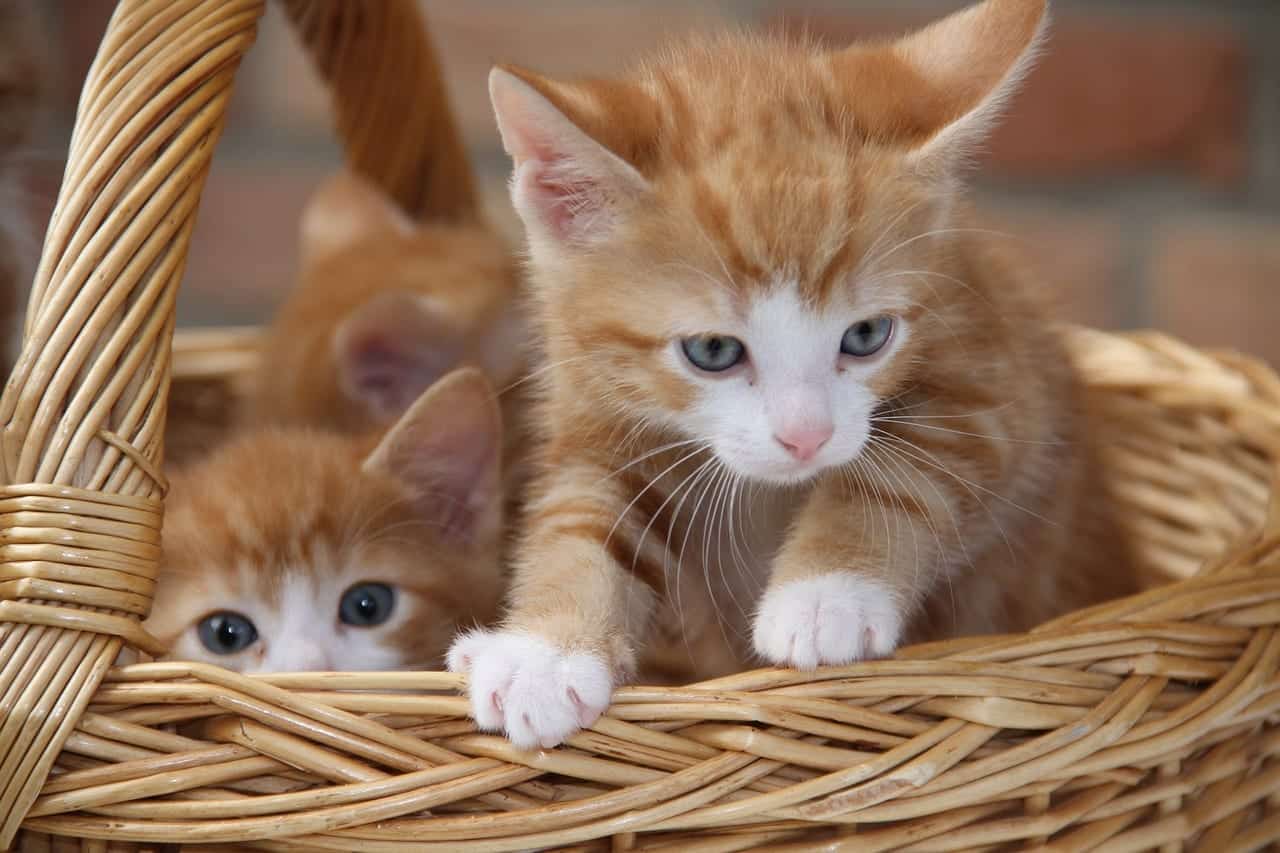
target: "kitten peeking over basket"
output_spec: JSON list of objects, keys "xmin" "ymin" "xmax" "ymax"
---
[
  {"xmin": 146, "ymin": 368, "xmax": 507, "ymax": 672},
  {"xmin": 449, "ymin": 0, "xmax": 1140, "ymax": 748}
]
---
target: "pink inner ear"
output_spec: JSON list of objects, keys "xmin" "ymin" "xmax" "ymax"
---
[
  {"xmin": 343, "ymin": 335, "xmax": 453, "ymax": 418},
  {"xmin": 334, "ymin": 297, "xmax": 461, "ymax": 422},
  {"xmin": 373, "ymin": 372, "xmax": 503, "ymax": 543},
  {"xmin": 516, "ymin": 157, "xmax": 603, "ymax": 244}
]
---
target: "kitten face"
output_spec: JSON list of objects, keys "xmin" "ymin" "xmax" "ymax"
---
[
  {"xmin": 486, "ymin": 33, "xmax": 1006, "ymax": 485},
  {"xmin": 159, "ymin": 537, "xmax": 454, "ymax": 672},
  {"xmin": 148, "ymin": 368, "xmax": 506, "ymax": 672},
  {"xmin": 535, "ymin": 155, "xmax": 936, "ymax": 486},
  {"xmin": 665, "ymin": 282, "xmax": 913, "ymax": 485}
]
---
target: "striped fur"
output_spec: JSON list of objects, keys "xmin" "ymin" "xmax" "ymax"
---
[
  {"xmin": 148, "ymin": 369, "xmax": 507, "ymax": 673},
  {"xmin": 450, "ymin": 0, "xmax": 1140, "ymax": 750}
]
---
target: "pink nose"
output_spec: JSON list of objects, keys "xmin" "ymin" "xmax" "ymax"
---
[{"xmin": 774, "ymin": 425, "xmax": 833, "ymax": 461}]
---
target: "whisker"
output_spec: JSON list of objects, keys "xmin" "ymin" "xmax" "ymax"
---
[
  {"xmin": 603, "ymin": 444, "xmax": 711, "ymax": 568},
  {"xmin": 875, "ymin": 419, "xmax": 1061, "ymax": 446},
  {"xmin": 497, "ymin": 354, "xmax": 593, "ymax": 397},
  {"xmin": 600, "ymin": 437, "xmax": 706, "ymax": 481},
  {"xmin": 874, "ymin": 428, "xmax": 1056, "ymax": 527}
]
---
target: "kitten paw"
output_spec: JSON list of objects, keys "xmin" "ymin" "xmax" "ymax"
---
[
  {"xmin": 446, "ymin": 629, "xmax": 614, "ymax": 750},
  {"xmin": 752, "ymin": 574, "xmax": 902, "ymax": 670}
]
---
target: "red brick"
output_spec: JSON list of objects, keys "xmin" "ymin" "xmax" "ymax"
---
[
  {"xmin": 772, "ymin": 8, "xmax": 1250, "ymax": 187},
  {"xmin": 55, "ymin": 0, "xmax": 115, "ymax": 111},
  {"xmin": 179, "ymin": 161, "xmax": 329, "ymax": 320},
  {"xmin": 975, "ymin": 202, "xmax": 1127, "ymax": 329},
  {"xmin": 1149, "ymin": 217, "xmax": 1280, "ymax": 365},
  {"xmin": 229, "ymin": 3, "xmax": 333, "ymax": 138},
  {"xmin": 425, "ymin": 3, "xmax": 734, "ymax": 152},
  {"xmin": 229, "ymin": 3, "xmax": 735, "ymax": 150}
]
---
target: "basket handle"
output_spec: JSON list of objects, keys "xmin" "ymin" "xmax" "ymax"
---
[
  {"xmin": 0, "ymin": 0, "xmax": 459, "ymax": 840},
  {"xmin": 280, "ymin": 0, "xmax": 480, "ymax": 223},
  {"xmin": 0, "ymin": 1, "xmax": 266, "ymax": 839}
]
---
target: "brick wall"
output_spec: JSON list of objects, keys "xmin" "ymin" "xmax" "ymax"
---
[{"xmin": 22, "ymin": 0, "xmax": 1280, "ymax": 362}]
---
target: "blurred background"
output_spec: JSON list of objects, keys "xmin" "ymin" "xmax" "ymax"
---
[{"xmin": 14, "ymin": 1, "xmax": 1280, "ymax": 360}]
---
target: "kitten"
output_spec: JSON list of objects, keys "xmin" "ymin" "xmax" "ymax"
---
[
  {"xmin": 248, "ymin": 169, "xmax": 525, "ymax": 436},
  {"xmin": 146, "ymin": 368, "xmax": 506, "ymax": 672},
  {"xmin": 449, "ymin": 0, "xmax": 1139, "ymax": 749}
]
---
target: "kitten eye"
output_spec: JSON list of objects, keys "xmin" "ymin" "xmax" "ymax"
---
[
  {"xmin": 339, "ymin": 582, "xmax": 396, "ymax": 627},
  {"xmin": 681, "ymin": 335, "xmax": 745, "ymax": 373},
  {"xmin": 841, "ymin": 316, "xmax": 894, "ymax": 358},
  {"xmin": 196, "ymin": 611, "xmax": 258, "ymax": 655}
]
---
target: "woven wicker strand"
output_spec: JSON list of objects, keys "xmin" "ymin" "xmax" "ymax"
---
[
  {"xmin": 0, "ymin": 0, "xmax": 266, "ymax": 844},
  {"xmin": 279, "ymin": 0, "xmax": 479, "ymax": 223},
  {"xmin": 10, "ymin": 542, "xmax": 1280, "ymax": 851},
  {"xmin": 6, "ymin": 330, "xmax": 1279, "ymax": 851}
]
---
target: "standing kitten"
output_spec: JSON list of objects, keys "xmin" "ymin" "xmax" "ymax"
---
[
  {"xmin": 449, "ymin": 0, "xmax": 1138, "ymax": 748},
  {"xmin": 147, "ymin": 368, "xmax": 506, "ymax": 672},
  {"xmin": 248, "ymin": 170, "xmax": 525, "ymax": 435}
]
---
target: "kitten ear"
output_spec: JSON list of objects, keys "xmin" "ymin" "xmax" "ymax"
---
[
  {"xmin": 863, "ymin": 0, "xmax": 1047, "ymax": 170},
  {"xmin": 362, "ymin": 367, "xmax": 503, "ymax": 542},
  {"xmin": 301, "ymin": 170, "xmax": 415, "ymax": 263},
  {"xmin": 333, "ymin": 292, "xmax": 461, "ymax": 422},
  {"xmin": 489, "ymin": 66, "xmax": 650, "ymax": 245}
]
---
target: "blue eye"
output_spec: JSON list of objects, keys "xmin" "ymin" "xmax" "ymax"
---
[
  {"xmin": 339, "ymin": 582, "xmax": 396, "ymax": 627},
  {"xmin": 681, "ymin": 335, "xmax": 745, "ymax": 372},
  {"xmin": 197, "ymin": 611, "xmax": 258, "ymax": 655},
  {"xmin": 841, "ymin": 316, "xmax": 894, "ymax": 357}
]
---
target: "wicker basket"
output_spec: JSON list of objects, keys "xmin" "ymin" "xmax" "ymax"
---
[{"xmin": 3, "ymin": 2, "xmax": 1280, "ymax": 850}]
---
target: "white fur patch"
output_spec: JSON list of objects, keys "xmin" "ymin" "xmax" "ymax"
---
[
  {"xmin": 676, "ymin": 287, "xmax": 906, "ymax": 485},
  {"xmin": 447, "ymin": 629, "xmax": 613, "ymax": 750},
  {"xmin": 166, "ymin": 564, "xmax": 412, "ymax": 674},
  {"xmin": 752, "ymin": 574, "xmax": 903, "ymax": 670}
]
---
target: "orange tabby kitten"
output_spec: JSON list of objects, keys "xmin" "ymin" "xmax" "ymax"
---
[
  {"xmin": 147, "ymin": 368, "xmax": 506, "ymax": 672},
  {"xmin": 449, "ymin": 0, "xmax": 1138, "ymax": 748},
  {"xmin": 248, "ymin": 169, "xmax": 525, "ymax": 435}
]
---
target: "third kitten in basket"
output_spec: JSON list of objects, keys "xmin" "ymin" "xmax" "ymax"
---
[
  {"xmin": 248, "ymin": 169, "xmax": 526, "ymax": 436},
  {"xmin": 449, "ymin": 0, "xmax": 1140, "ymax": 748},
  {"xmin": 146, "ymin": 368, "xmax": 506, "ymax": 672}
]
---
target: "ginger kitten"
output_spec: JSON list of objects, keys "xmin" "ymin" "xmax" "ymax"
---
[
  {"xmin": 148, "ymin": 368, "xmax": 506, "ymax": 672},
  {"xmin": 449, "ymin": 0, "xmax": 1139, "ymax": 748},
  {"xmin": 248, "ymin": 169, "xmax": 525, "ymax": 435}
]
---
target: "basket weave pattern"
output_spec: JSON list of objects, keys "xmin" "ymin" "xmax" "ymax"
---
[{"xmin": 3, "ymin": 2, "xmax": 1280, "ymax": 850}]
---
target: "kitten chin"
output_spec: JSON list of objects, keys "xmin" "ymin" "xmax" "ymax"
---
[
  {"xmin": 452, "ymin": 0, "xmax": 1142, "ymax": 749},
  {"xmin": 148, "ymin": 368, "xmax": 509, "ymax": 674}
]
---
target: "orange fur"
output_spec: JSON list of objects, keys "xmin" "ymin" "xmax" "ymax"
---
[
  {"xmin": 148, "ymin": 368, "xmax": 508, "ymax": 672},
  {"xmin": 470, "ymin": 0, "xmax": 1138, "ymax": 698},
  {"xmin": 248, "ymin": 170, "xmax": 526, "ymax": 435}
]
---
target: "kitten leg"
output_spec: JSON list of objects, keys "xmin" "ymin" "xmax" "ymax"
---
[
  {"xmin": 753, "ymin": 472, "xmax": 946, "ymax": 669},
  {"xmin": 448, "ymin": 465, "xmax": 659, "ymax": 749}
]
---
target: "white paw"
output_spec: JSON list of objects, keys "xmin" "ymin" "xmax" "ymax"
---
[
  {"xmin": 446, "ymin": 629, "xmax": 614, "ymax": 750},
  {"xmin": 752, "ymin": 574, "xmax": 903, "ymax": 670}
]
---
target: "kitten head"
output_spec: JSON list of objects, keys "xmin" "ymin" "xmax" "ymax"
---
[
  {"xmin": 251, "ymin": 170, "xmax": 524, "ymax": 432},
  {"xmin": 148, "ymin": 368, "xmax": 506, "ymax": 672},
  {"xmin": 492, "ymin": 0, "xmax": 1045, "ymax": 484}
]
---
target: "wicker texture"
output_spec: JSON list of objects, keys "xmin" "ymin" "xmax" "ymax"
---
[
  {"xmin": 0, "ymin": 0, "xmax": 265, "ymax": 844},
  {"xmin": 9, "ymin": 329, "xmax": 1278, "ymax": 852},
  {"xmin": 4, "ymin": 0, "xmax": 1280, "ymax": 850},
  {"xmin": 279, "ymin": 0, "xmax": 479, "ymax": 223}
]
